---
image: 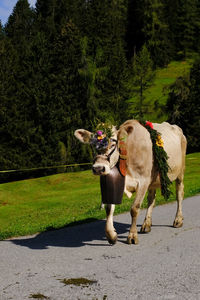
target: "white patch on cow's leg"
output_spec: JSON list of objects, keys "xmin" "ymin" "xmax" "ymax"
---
[
  {"xmin": 100, "ymin": 202, "xmax": 105, "ymax": 210},
  {"xmin": 140, "ymin": 189, "xmax": 156, "ymax": 233},
  {"xmin": 127, "ymin": 186, "xmax": 148, "ymax": 245},
  {"xmin": 173, "ymin": 178, "xmax": 184, "ymax": 228},
  {"xmin": 105, "ymin": 204, "xmax": 117, "ymax": 244}
]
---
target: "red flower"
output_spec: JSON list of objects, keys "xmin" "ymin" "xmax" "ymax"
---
[{"xmin": 145, "ymin": 121, "xmax": 153, "ymax": 129}]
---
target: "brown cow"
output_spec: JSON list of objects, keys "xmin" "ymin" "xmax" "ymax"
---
[{"xmin": 74, "ymin": 120, "xmax": 187, "ymax": 245}]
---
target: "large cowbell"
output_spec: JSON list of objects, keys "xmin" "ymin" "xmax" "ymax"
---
[{"xmin": 100, "ymin": 164, "xmax": 125, "ymax": 204}]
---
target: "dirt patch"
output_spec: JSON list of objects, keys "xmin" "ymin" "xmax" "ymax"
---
[
  {"xmin": 29, "ymin": 294, "xmax": 49, "ymax": 299},
  {"xmin": 60, "ymin": 277, "xmax": 97, "ymax": 287},
  {"xmin": 0, "ymin": 201, "xmax": 8, "ymax": 206}
]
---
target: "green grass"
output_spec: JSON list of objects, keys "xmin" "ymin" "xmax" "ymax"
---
[
  {"xmin": 0, "ymin": 152, "xmax": 199, "ymax": 240},
  {"xmin": 129, "ymin": 59, "xmax": 193, "ymax": 122}
]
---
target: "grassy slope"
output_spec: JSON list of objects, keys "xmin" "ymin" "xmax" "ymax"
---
[
  {"xmin": 128, "ymin": 59, "xmax": 193, "ymax": 122},
  {"xmin": 0, "ymin": 152, "xmax": 199, "ymax": 240}
]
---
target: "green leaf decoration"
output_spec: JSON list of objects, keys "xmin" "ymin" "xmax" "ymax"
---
[{"xmin": 140, "ymin": 120, "xmax": 172, "ymax": 200}]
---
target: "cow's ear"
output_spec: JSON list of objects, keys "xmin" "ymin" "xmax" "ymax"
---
[{"xmin": 74, "ymin": 129, "xmax": 92, "ymax": 144}]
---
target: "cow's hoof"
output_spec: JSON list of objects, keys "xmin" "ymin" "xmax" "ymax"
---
[
  {"xmin": 173, "ymin": 219, "xmax": 183, "ymax": 228},
  {"xmin": 127, "ymin": 236, "xmax": 139, "ymax": 245},
  {"xmin": 106, "ymin": 232, "xmax": 117, "ymax": 245},
  {"xmin": 140, "ymin": 224, "xmax": 151, "ymax": 233},
  {"xmin": 107, "ymin": 236, "xmax": 117, "ymax": 245}
]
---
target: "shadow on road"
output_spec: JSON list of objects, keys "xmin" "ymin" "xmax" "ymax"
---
[
  {"xmin": 9, "ymin": 220, "xmax": 130, "ymax": 250},
  {"xmin": 8, "ymin": 216, "xmax": 173, "ymax": 250}
]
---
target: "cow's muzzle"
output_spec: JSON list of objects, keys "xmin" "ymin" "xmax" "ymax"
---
[{"xmin": 92, "ymin": 165, "xmax": 106, "ymax": 175}]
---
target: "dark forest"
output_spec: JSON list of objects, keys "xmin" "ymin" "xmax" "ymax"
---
[{"xmin": 0, "ymin": 0, "xmax": 200, "ymax": 172}]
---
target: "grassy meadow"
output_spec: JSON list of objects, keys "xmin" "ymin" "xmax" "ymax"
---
[
  {"xmin": 129, "ymin": 59, "xmax": 193, "ymax": 122},
  {"xmin": 0, "ymin": 152, "xmax": 199, "ymax": 240}
]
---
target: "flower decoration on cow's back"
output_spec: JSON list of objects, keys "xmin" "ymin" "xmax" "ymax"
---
[
  {"xmin": 140, "ymin": 119, "xmax": 172, "ymax": 200},
  {"xmin": 90, "ymin": 123, "xmax": 112, "ymax": 152},
  {"xmin": 156, "ymin": 134, "xmax": 164, "ymax": 148}
]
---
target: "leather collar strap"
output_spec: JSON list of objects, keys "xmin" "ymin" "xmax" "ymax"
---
[{"xmin": 119, "ymin": 139, "xmax": 127, "ymax": 176}]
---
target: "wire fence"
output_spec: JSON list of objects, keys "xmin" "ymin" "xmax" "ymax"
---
[
  {"xmin": 0, "ymin": 162, "xmax": 92, "ymax": 184},
  {"xmin": 0, "ymin": 162, "xmax": 92, "ymax": 173}
]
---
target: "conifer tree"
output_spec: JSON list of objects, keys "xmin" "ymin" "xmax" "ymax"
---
[
  {"xmin": 103, "ymin": 0, "xmax": 130, "ymax": 124},
  {"xmin": 51, "ymin": 20, "xmax": 85, "ymax": 163},
  {"xmin": 126, "ymin": 0, "xmax": 171, "ymax": 66},
  {"xmin": 5, "ymin": 0, "xmax": 34, "ymax": 41},
  {"xmin": 35, "ymin": 0, "xmax": 56, "ymax": 36},
  {"xmin": 129, "ymin": 45, "xmax": 155, "ymax": 119},
  {"xmin": 165, "ymin": 0, "xmax": 200, "ymax": 58},
  {"xmin": 0, "ymin": 38, "xmax": 23, "ymax": 169},
  {"xmin": 126, "ymin": 0, "xmax": 145, "ymax": 60},
  {"xmin": 0, "ymin": 21, "xmax": 4, "ymax": 39},
  {"xmin": 175, "ymin": 0, "xmax": 198, "ymax": 57},
  {"xmin": 78, "ymin": 37, "xmax": 103, "ymax": 123},
  {"xmin": 142, "ymin": 0, "xmax": 171, "ymax": 66},
  {"xmin": 55, "ymin": 0, "xmax": 85, "ymax": 31},
  {"xmin": 167, "ymin": 59, "xmax": 200, "ymax": 152},
  {"xmin": 186, "ymin": 59, "xmax": 200, "ymax": 152},
  {"xmin": 83, "ymin": 0, "xmax": 129, "ymax": 124}
]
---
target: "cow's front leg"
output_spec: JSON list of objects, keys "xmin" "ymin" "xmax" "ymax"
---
[
  {"xmin": 140, "ymin": 189, "xmax": 156, "ymax": 233},
  {"xmin": 127, "ymin": 186, "xmax": 148, "ymax": 245},
  {"xmin": 105, "ymin": 204, "xmax": 117, "ymax": 244}
]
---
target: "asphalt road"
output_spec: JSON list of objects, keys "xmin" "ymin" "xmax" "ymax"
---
[{"xmin": 0, "ymin": 195, "xmax": 200, "ymax": 300}]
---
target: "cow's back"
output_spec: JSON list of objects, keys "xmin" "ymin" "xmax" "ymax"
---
[{"xmin": 153, "ymin": 122, "xmax": 187, "ymax": 182}]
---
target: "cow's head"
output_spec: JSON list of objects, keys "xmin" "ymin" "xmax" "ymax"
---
[{"xmin": 74, "ymin": 126, "xmax": 119, "ymax": 175}]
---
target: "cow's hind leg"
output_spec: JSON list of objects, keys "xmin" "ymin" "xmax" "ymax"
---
[
  {"xmin": 174, "ymin": 134, "xmax": 186, "ymax": 228},
  {"xmin": 105, "ymin": 204, "xmax": 117, "ymax": 244},
  {"xmin": 127, "ymin": 186, "xmax": 148, "ymax": 245},
  {"xmin": 140, "ymin": 189, "xmax": 156, "ymax": 233},
  {"xmin": 173, "ymin": 177, "xmax": 184, "ymax": 228}
]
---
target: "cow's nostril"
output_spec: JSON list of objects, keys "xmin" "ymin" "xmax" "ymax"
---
[
  {"xmin": 93, "ymin": 166, "xmax": 105, "ymax": 174},
  {"xmin": 92, "ymin": 166, "xmax": 97, "ymax": 174}
]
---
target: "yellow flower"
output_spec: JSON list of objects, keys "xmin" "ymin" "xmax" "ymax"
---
[{"xmin": 156, "ymin": 135, "xmax": 164, "ymax": 147}]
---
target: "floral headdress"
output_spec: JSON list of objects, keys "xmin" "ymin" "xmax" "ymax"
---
[
  {"xmin": 90, "ymin": 131, "xmax": 109, "ymax": 151},
  {"xmin": 90, "ymin": 123, "xmax": 112, "ymax": 152}
]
